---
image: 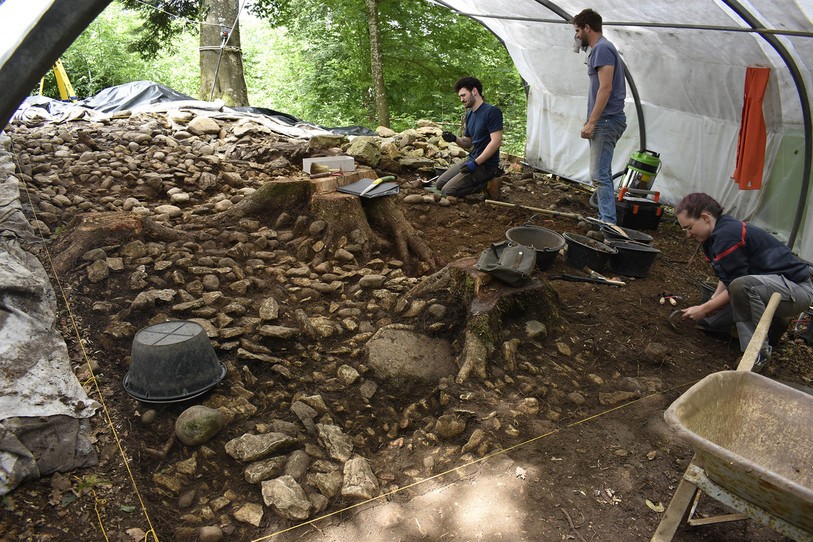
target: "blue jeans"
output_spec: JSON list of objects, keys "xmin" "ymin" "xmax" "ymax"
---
[{"xmin": 589, "ymin": 114, "xmax": 626, "ymax": 223}]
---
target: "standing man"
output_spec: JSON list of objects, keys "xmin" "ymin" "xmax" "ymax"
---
[
  {"xmin": 573, "ymin": 9, "xmax": 627, "ymax": 224},
  {"xmin": 436, "ymin": 76, "xmax": 503, "ymax": 198}
]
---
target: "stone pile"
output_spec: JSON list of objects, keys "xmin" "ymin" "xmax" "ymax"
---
[
  {"xmin": 2, "ymin": 110, "xmax": 661, "ymax": 540},
  {"xmin": 1, "ymin": 110, "xmax": 480, "ymax": 538}
]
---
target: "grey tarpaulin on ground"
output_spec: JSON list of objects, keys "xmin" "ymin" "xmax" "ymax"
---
[{"xmin": 0, "ymin": 134, "xmax": 99, "ymax": 497}]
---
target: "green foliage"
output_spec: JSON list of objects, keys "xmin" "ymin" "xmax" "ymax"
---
[
  {"xmin": 37, "ymin": 2, "xmax": 200, "ymax": 100},
  {"xmin": 241, "ymin": 0, "xmax": 526, "ymax": 154},
  {"xmin": 38, "ymin": 0, "xmax": 526, "ymax": 154},
  {"xmin": 119, "ymin": 0, "xmax": 202, "ymax": 58}
]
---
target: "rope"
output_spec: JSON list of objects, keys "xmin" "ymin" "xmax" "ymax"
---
[
  {"xmin": 208, "ymin": 0, "xmax": 250, "ymax": 101},
  {"xmin": 6, "ymin": 133, "xmax": 161, "ymax": 542},
  {"xmin": 252, "ymin": 379, "xmax": 699, "ymax": 541}
]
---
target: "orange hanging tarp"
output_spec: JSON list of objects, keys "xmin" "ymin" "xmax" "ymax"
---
[{"xmin": 731, "ymin": 66, "xmax": 771, "ymax": 190}]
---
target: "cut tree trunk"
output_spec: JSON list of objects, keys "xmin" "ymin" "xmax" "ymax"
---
[
  {"xmin": 51, "ymin": 212, "xmax": 182, "ymax": 275},
  {"xmin": 204, "ymin": 174, "xmax": 438, "ymax": 273},
  {"xmin": 309, "ymin": 192, "xmax": 381, "ymax": 266},
  {"xmin": 402, "ymin": 257, "xmax": 560, "ymax": 384}
]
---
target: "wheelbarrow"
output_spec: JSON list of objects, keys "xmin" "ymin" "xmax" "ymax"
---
[{"xmin": 652, "ymin": 293, "xmax": 813, "ymax": 541}]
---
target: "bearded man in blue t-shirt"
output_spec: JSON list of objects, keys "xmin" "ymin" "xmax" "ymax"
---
[
  {"xmin": 573, "ymin": 9, "xmax": 627, "ymax": 224},
  {"xmin": 436, "ymin": 76, "xmax": 503, "ymax": 198}
]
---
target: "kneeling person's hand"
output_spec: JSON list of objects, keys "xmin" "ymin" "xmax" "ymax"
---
[
  {"xmin": 441, "ymin": 131, "xmax": 457, "ymax": 143},
  {"xmin": 464, "ymin": 160, "xmax": 478, "ymax": 172}
]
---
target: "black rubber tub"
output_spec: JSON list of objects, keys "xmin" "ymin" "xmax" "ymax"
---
[
  {"xmin": 124, "ymin": 320, "xmax": 226, "ymax": 403},
  {"xmin": 605, "ymin": 239, "xmax": 661, "ymax": 278},
  {"xmin": 600, "ymin": 224, "xmax": 653, "ymax": 245},
  {"xmin": 563, "ymin": 232, "xmax": 617, "ymax": 272},
  {"xmin": 505, "ymin": 225, "xmax": 566, "ymax": 270},
  {"xmin": 700, "ymin": 280, "xmax": 717, "ymax": 302}
]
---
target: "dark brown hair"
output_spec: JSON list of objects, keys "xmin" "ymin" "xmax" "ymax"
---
[
  {"xmin": 573, "ymin": 9, "xmax": 602, "ymax": 32},
  {"xmin": 675, "ymin": 192, "xmax": 724, "ymax": 219},
  {"xmin": 455, "ymin": 76, "xmax": 483, "ymax": 96}
]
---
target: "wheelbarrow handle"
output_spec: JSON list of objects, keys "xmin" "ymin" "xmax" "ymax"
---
[{"xmin": 737, "ymin": 292, "xmax": 782, "ymax": 371}]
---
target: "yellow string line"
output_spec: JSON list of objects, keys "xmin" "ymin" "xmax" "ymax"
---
[
  {"xmin": 91, "ymin": 486, "xmax": 110, "ymax": 541},
  {"xmin": 6, "ymin": 136, "xmax": 696, "ymax": 542},
  {"xmin": 9, "ymin": 137, "xmax": 160, "ymax": 542},
  {"xmin": 253, "ymin": 379, "xmax": 698, "ymax": 541}
]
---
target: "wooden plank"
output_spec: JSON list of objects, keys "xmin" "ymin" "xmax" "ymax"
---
[{"xmin": 651, "ymin": 463, "xmax": 701, "ymax": 542}]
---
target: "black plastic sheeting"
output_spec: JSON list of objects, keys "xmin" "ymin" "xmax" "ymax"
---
[
  {"xmin": 322, "ymin": 125, "xmax": 377, "ymax": 136},
  {"xmin": 79, "ymin": 81, "xmax": 194, "ymax": 113},
  {"xmin": 74, "ymin": 81, "xmax": 377, "ymax": 136},
  {"xmin": 231, "ymin": 106, "xmax": 299, "ymax": 125},
  {"xmin": 20, "ymin": 95, "xmax": 78, "ymax": 115}
]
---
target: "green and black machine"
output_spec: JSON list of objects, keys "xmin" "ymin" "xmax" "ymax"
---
[{"xmin": 616, "ymin": 150, "xmax": 663, "ymax": 230}]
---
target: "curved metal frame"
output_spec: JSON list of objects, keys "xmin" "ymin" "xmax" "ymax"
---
[
  {"xmin": 720, "ymin": 0, "xmax": 812, "ymax": 248},
  {"xmin": 0, "ymin": 0, "xmax": 113, "ymax": 128},
  {"xmin": 532, "ymin": 0, "xmax": 647, "ymax": 151}
]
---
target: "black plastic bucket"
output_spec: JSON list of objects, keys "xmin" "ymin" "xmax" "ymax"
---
[
  {"xmin": 505, "ymin": 225, "xmax": 565, "ymax": 270},
  {"xmin": 563, "ymin": 232, "xmax": 617, "ymax": 272},
  {"xmin": 700, "ymin": 280, "xmax": 717, "ymax": 302},
  {"xmin": 605, "ymin": 240, "xmax": 661, "ymax": 278},
  {"xmin": 600, "ymin": 224, "xmax": 653, "ymax": 245},
  {"xmin": 124, "ymin": 320, "xmax": 226, "ymax": 403}
]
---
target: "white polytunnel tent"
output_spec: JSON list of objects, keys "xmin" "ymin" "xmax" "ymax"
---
[
  {"xmin": 433, "ymin": 0, "xmax": 813, "ymax": 262},
  {"xmin": 1, "ymin": 0, "xmax": 813, "ymax": 255}
]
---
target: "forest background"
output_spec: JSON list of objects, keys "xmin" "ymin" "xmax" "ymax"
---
[{"xmin": 37, "ymin": 0, "xmax": 528, "ymax": 155}]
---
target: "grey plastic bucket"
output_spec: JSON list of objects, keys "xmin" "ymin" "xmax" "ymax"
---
[
  {"xmin": 563, "ymin": 232, "xmax": 617, "ymax": 272},
  {"xmin": 505, "ymin": 225, "xmax": 565, "ymax": 270},
  {"xmin": 124, "ymin": 320, "xmax": 225, "ymax": 403},
  {"xmin": 700, "ymin": 280, "xmax": 717, "ymax": 302}
]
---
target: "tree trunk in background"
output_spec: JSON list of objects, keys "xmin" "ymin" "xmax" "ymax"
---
[
  {"xmin": 365, "ymin": 0, "xmax": 389, "ymax": 127},
  {"xmin": 200, "ymin": 0, "xmax": 249, "ymax": 106}
]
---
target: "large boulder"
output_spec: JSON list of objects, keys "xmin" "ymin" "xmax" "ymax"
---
[
  {"xmin": 346, "ymin": 136, "xmax": 381, "ymax": 167},
  {"xmin": 365, "ymin": 326, "xmax": 456, "ymax": 393}
]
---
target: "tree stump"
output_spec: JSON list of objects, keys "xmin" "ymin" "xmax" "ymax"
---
[
  {"xmin": 51, "ymin": 212, "xmax": 182, "ymax": 275},
  {"xmin": 309, "ymin": 192, "xmax": 381, "ymax": 266},
  {"xmin": 402, "ymin": 257, "xmax": 560, "ymax": 384},
  {"xmin": 203, "ymin": 173, "xmax": 437, "ymax": 273}
]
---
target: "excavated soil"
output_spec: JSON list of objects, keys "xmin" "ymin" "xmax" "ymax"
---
[{"xmin": 1, "ymin": 116, "xmax": 811, "ymax": 542}]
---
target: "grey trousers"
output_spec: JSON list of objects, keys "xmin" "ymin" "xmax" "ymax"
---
[
  {"xmin": 435, "ymin": 161, "xmax": 498, "ymax": 197},
  {"xmin": 728, "ymin": 274, "xmax": 813, "ymax": 351}
]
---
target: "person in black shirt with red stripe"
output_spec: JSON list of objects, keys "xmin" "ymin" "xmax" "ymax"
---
[{"xmin": 676, "ymin": 192, "xmax": 813, "ymax": 371}]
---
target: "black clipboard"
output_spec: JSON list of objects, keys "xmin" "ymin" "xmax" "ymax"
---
[{"xmin": 337, "ymin": 178, "xmax": 400, "ymax": 198}]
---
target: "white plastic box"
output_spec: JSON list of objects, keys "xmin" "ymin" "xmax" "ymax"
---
[{"xmin": 302, "ymin": 156, "xmax": 356, "ymax": 174}]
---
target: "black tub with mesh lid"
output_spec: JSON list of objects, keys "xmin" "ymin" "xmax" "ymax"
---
[{"xmin": 124, "ymin": 320, "xmax": 225, "ymax": 403}]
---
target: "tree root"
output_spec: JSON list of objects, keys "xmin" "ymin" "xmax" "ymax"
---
[
  {"xmin": 363, "ymin": 196, "xmax": 437, "ymax": 274},
  {"xmin": 402, "ymin": 258, "xmax": 560, "ymax": 384},
  {"xmin": 51, "ymin": 212, "xmax": 182, "ymax": 275}
]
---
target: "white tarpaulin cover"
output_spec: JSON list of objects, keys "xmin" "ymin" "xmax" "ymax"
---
[
  {"xmin": 0, "ymin": 135, "xmax": 98, "ymax": 496},
  {"xmin": 439, "ymin": 0, "xmax": 813, "ymax": 260}
]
